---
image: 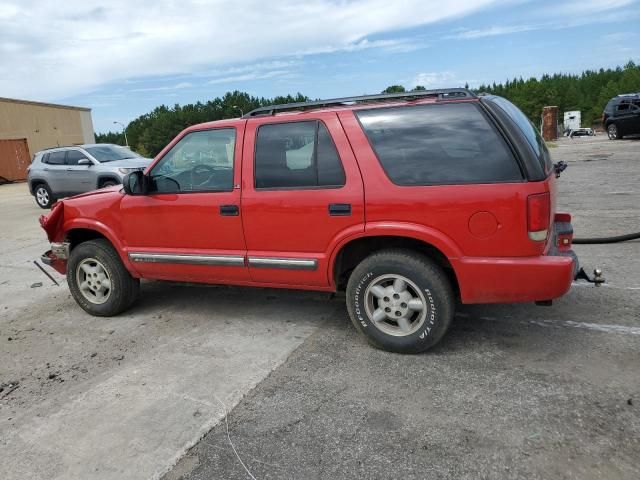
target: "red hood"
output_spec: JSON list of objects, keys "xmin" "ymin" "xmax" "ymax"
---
[{"xmin": 66, "ymin": 185, "xmax": 122, "ymax": 200}]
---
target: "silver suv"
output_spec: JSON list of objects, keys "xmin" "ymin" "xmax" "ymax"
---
[{"xmin": 27, "ymin": 144, "xmax": 152, "ymax": 208}]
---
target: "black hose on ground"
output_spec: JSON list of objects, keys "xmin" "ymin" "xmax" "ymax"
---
[{"xmin": 573, "ymin": 232, "xmax": 640, "ymax": 244}]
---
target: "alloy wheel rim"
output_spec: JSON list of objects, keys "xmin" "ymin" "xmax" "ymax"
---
[
  {"xmin": 36, "ymin": 187, "xmax": 49, "ymax": 206},
  {"xmin": 76, "ymin": 258, "xmax": 112, "ymax": 305},
  {"xmin": 364, "ymin": 274, "xmax": 428, "ymax": 337},
  {"xmin": 608, "ymin": 125, "xmax": 617, "ymax": 139}
]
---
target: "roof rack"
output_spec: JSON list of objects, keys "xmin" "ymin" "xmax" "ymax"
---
[{"xmin": 243, "ymin": 88, "xmax": 475, "ymax": 117}]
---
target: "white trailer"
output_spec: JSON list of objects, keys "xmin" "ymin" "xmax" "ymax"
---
[{"xmin": 564, "ymin": 110, "xmax": 581, "ymax": 130}]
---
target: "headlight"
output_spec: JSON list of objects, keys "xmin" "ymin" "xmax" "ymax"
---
[{"xmin": 118, "ymin": 168, "xmax": 138, "ymax": 174}]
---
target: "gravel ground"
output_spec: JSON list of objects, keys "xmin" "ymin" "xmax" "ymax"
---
[{"xmin": 165, "ymin": 135, "xmax": 640, "ymax": 480}]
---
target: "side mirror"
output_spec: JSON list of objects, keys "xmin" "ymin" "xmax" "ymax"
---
[
  {"xmin": 122, "ymin": 170, "xmax": 147, "ymax": 195},
  {"xmin": 78, "ymin": 158, "xmax": 92, "ymax": 166}
]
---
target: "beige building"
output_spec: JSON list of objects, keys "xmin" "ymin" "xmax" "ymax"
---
[
  {"xmin": 0, "ymin": 97, "xmax": 95, "ymax": 181},
  {"xmin": 0, "ymin": 97, "xmax": 95, "ymax": 155}
]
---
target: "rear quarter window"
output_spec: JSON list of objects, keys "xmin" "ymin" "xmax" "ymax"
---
[
  {"xmin": 356, "ymin": 102, "xmax": 522, "ymax": 186},
  {"xmin": 489, "ymin": 96, "xmax": 553, "ymax": 175}
]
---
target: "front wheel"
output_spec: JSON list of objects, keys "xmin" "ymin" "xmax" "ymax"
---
[
  {"xmin": 607, "ymin": 123, "xmax": 621, "ymax": 140},
  {"xmin": 346, "ymin": 249, "xmax": 454, "ymax": 354},
  {"xmin": 67, "ymin": 239, "xmax": 140, "ymax": 316}
]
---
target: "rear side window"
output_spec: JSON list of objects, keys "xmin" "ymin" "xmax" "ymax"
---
[
  {"xmin": 46, "ymin": 151, "xmax": 66, "ymax": 165},
  {"xmin": 489, "ymin": 96, "xmax": 553, "ymax": 175},
  {"xmin": 255, "ymin": 120, "xmax": 346, "ymax": 189},
  {"xmin": 356, "ymin": 103, "xmax": 522, "ymax": 186}
]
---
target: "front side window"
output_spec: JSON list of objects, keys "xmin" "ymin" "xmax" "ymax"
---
[
  {"xmin": 85, "ymin": 145, "xmax": 140, "ymax": 162},
  {"xmin": 66, "ymin": 150, "xmax": 88, "ymax": 165},
  {"xmin": 357, "ymin": 103, "xmax": 522, "ymax": 186},
  {"xmin": 149, "ymin": 128, "xmax": 236, "ymax": 193},
  {"xmin": 254, "ymin": 120, "xmax": 345, "ymax": 189}
]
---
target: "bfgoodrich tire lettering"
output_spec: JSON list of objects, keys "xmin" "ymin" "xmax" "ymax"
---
[
  {"xmin": 67, "ymin": 239, "xmax": 140, "ymax": 316},
  {"xmin": 346, "ymin": 249, "xmax": 454, "ymax": 353}
]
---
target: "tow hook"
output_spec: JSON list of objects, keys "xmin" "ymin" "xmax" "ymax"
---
[
  {"xmin": 554, "ymin": 161, "xmax": 568, "ymax": 178},
  {"xmin": 575, "ymin": 267, "xmax": 606, "ymax": 286}
]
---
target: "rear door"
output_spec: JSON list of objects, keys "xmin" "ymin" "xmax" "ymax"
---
[
  {"xmin": 241, "ymin": 113, "xmax": 364, "ymax": 287},
  {"xmin": 42, "ymin": 151, "xmax": 68, "ymax": 194},
  {"xmin": 615, "ymin": 100, "xmax": 635, "ymax": 134},
  {"xmin": 630, "ymin": 99, "xmax": 640, "ymax": 133}
]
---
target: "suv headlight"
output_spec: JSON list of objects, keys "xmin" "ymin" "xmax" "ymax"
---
[{"xmin": 118, "ymin": 168, "xmax": 138, "ymax": 174}]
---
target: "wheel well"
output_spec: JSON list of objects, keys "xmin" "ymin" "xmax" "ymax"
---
[
  {"xmin": 333, "ymin": 236, "xmax": 459, "ymax": 295},
  {"xmin": 66, "ymin": 228, "xmax": 109, "ymax": 250},
  {"xmin": 97, "ymin": 176, "xmax": 121, "ymax": 188},
  {"xmin": 31, "ymin": 179, "xmax": 46, "ymax": 191}
]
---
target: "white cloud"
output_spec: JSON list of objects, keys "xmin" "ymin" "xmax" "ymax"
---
[
  {"xmin": 0, "ymin": 0, "xmax": 501, "ymax": 100},
  {"xmin": 448, "ymin": 24, "xmax": 539, "ymax": 39},
  {"xmin": 545, "ymin": 0, "xmax": 635, "ymax": 15},
  {"xmin": 411, "ymin": 71, "xmax": 459, "ymax": 88},
  {"xmin": 207, "ymin": 70, "xmax": 293, "ymax": 84},
  {"xmin": 448, "ymin": 0, "xmax": 639, "ymax": 40},
  {"xmin": 129, "ymin": 82, "xmax": 193, "ymax": 92}
]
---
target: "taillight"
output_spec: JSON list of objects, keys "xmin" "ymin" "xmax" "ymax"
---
[
  {"xmin": 527, "ymin": 192, "xmax": 550, "ymax": 241},
  {"xmin": 554, "ymin": 212, "xmax": 573, "ymax": 251}
]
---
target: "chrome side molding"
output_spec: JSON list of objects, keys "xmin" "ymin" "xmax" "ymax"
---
[
  {"xmin": 247, "ymin": 257, "xmax": 317, "ymax": 270},
  {"xmin": 128, "ymin": 253, "xmax": 245, "ymax": 267},
  {"xmin": 128, "ymin": 252, "xmax": 318, "ymax": 270}
]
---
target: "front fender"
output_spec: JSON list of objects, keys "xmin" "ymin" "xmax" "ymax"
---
[{"xmin": 62, "ymin": 218, "xmax": 139, "ymax": 275}]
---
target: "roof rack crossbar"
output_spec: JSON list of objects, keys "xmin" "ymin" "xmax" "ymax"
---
[{"xmin": 243, "ymin": 88, "xmax": 475, "ymax": 117}]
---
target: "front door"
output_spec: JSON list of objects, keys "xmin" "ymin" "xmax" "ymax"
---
[
  {"xmin": 241, "ymin": 113, "xmax": 365, "ymax": 287},
  {"xmin": 64, "ymin": 149, "xmax": 96, "ymax": 194},
  {"xmin": 120, "ymin": 124, "xmax": 250, "ymax": 283}
]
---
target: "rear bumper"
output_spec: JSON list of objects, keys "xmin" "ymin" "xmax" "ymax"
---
[
  {"xmin": 455, "ymin": 254, "xmax": 575, "ymax": 304},
  {"xmin": 455, "ymin": 214, "xmax": 578, "ymax": 304}
]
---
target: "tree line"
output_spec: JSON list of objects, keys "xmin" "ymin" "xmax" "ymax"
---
[{"xmin": 97, "ymin": 61, "xmax": 640, "ymax": 156}]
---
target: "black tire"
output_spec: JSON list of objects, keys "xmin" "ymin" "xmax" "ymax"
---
[
  {"xmin": 33, "ymin": 183, "xmax": 55, "ymax": 209},
  {"xmin": 67, "ymin": 239, "xmax": 140, "ymax": 316},
  {"xmin": 607, "ymin": 123, "xmax": 621, "ymax": 140},
  {"xmin": 346, "ymin": 249, "xmax": 454, "ymax": 354}
]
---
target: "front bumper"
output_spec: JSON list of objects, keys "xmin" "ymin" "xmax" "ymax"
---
[{"xmin": 41, "ymin": 242, "xmax": 69, "ymax": 275}]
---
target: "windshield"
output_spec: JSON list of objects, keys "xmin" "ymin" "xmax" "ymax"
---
[{"xmin": 85, "ymin": 145, "xmax": 141, "ymax": 162}]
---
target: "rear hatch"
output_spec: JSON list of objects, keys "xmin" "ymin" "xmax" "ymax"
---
[{"xmin": 482, "ymin": 95, "xmax": 557, "ymax": 254}]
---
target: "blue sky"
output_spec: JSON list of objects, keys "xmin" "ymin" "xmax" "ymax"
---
[{"xmin": 1, "ymin": 0, "xmax": 638, "ymax": 133}]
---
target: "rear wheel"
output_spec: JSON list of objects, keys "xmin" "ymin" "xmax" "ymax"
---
[
  {"xmin": 346, "ymin": 249, "xmax": 454, "ymax": 353},
  {"xmin": 607, "ymin": 123, "xmax": 621, "ymax": 140},
  {"xmin": 67, "ymin": 239, "xmax": 140, "ymax": 316},
  {"xmin": 34, "ymin": 183, "xmax": 55, "ymax": 209}
]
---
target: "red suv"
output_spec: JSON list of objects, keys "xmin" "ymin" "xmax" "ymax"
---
[{"xmin": 40, "ymin": 89, "xmax": 579, "ymax": 353}]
